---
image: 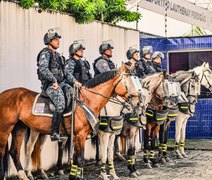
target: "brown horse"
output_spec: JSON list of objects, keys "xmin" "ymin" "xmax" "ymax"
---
[
  {"xmin": 143, "ymin": 74, "xmax": 180, "ymax": 169},
  {"xmin": 0, "ymin": 64, "xmax": 139, "ymax": 179}
]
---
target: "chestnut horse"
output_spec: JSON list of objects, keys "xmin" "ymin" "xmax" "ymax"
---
[
  {"xmin": 143, "ymin": 74, "xmax": 180, "ymax": 169},
  {"xmin": 0, "ymin": 64, "xmax": 136, "ymax": 180}
]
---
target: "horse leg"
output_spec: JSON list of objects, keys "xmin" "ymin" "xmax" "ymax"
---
[
  {"xmin": 143, "ymin": 127, "xmax": 152, "ymax": 169},
  {"xmin": 9, "ymin": 121, "xmax": 28, "ymax": 180},
  {"xmin": 25, "ymin": 130, "xmax": 40, "ymax": 180},
  {"xmin": 120, "ymin": 136, "xmax": 126, "ymax": 156},
  {"xmin": 69, "ymin": 132, "xmax": 87, "ymax": 180},
  {"xmin": 0, "ymin": 132, "xmax": 11, "ymax": 180},
  {"xmin": 132, "ymin": 127, "xmax": 141, "ymax": 176},
  {"xmin": 150, "ymin": 125, "xmax": 160, "ymax": 168},
  {"xmin": 179, "ymin": 118, "xmax": 189, "ymax": 158},
  {"xmin": 163, "ymin": 120, "xmax": 172, "ymax": 162},
  {"xmin": 158, "ymin": 122, "xmax": 165, "ymax": 163},
  {"xmin": 114, "ymin": 136, "xmax": 125, "ymax": 161},
  {"xmin": 108, "ymin": 134, "xmax": 119, "ymax": 180},
  {"xmin": 98, "ymin": 131, "xmax": 110, "ymax": 180},
  {"xmin": 36, "ymin": 134, "xmax": 49, "ymax": 179},
  {"xmin": 175, "ymin": 113, "xmax": 184, "ymax": 159},
  {"xmin": 57, "ymin": 139, "xmax": 68, "ymax": 175}
]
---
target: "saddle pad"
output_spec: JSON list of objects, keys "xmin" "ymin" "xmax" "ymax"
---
[{"xmin": 32, "ymin": 94, "xmax": 72, "ymax": 117}]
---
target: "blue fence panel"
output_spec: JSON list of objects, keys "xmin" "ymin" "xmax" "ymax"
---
[{"xmin": 140, "ymin": 35, "xmax": 212, "ymax": 139}]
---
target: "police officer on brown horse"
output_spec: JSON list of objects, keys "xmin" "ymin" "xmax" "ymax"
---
[
  {"xmin": 93, "ymin": 41, "xmax": 115, "ymax": 76},
  {"xmin": 65, "ymin": 41, "xmax": 92, "ymax": 85},
  {"xmin": 125, "ymin": 47, "xmax": 140, "ymax": 73},
  {"xmin": 37, "ymin": 29, "xmax": 73, "ymax": 141}
]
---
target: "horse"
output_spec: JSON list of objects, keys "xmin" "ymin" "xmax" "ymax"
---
[
  {"xmin": 97, "ymin": 73, "xmax": 148, "ymax": 180},
  {"xmin": 118, "ymin": 72, "xmax": 179, "ymax": 175},
  {"xmin": 0, "ymin": 64, "xmax": 137, "ymax": 180},
  {"xmin": 142, "ymin": 73, "xmax": 180, "ymax": 169},
  {"xmin": 170, "ymin": 62, "xmax": 212, "ymax": 159}
]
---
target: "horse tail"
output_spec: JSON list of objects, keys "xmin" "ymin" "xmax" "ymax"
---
[
  {"xmin": 3, "ymin": 142, "xmax": 9, "ymax": 175},
  {"xmin": 31, "ymin": 135, "xmax": 41, "ymax": 170}
]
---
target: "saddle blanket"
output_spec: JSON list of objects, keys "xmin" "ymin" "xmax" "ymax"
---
[{"xmin": 32, "ymin": 94, "xmax": 72, "ymax": 117}]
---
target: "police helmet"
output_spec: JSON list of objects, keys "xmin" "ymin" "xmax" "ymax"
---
[
  {"xmin": 152, "ymin": 51, "xmax": 165, "ymax": 60},
  {"xmin": 126, "ymin": 48, "xmax": 139, "ymax": 60},
  {"xmin": 99, "ymin": 42, "xmax": 114, "ymax": 54},
  {"xmin": 44, "ymin": 29, "xmax": 61, "ymax": 45},
  {"xmin": 69, "ymin": 41, "xmax": 86, "ymax": 55},
  {"xmin": 140, "ymin": 46, "xmax": 153, "ymax": 57}
]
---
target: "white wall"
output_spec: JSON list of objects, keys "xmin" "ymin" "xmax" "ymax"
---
[{"xmin": 0, "ymin": 1, "xmax": 140, "ymax": 177}]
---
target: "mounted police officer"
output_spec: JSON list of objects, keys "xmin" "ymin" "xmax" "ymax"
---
[
  {"xmin": 125, "ymin": 47, "xmax": 140, "ymax": 73},
  {"xmin": 37, "ymin": 29, "xmax": 72, "ymax": 141},
  {"xmin": 93, "ymin": 41, "xmax": 115, "ymax": 76},
  {"xmin": 65, "ymin": 41, "xmax": 92, "ymax": 85},
  {"xmin": 151, "ymin": 51, "xmax": 165, "ymax": 72},
  {"xmin": 135, "ymin": 46, "xmax": 156, "ymax": 78}
]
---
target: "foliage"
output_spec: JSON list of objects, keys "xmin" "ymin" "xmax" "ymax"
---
[{"xmin": 19, "ymin": 0, "xmax": 141, "ymax": 24}]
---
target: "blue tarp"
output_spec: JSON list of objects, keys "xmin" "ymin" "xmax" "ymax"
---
[{"xmin": 140, "ymin": 36, "xmax": 212, "ymax": 139}]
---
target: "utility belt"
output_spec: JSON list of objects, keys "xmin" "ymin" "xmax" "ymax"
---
[
  {"xmin": 178, "ymin": 102, "xmax": 195, "ymax": 115},
  {"xmin": 124, "ymin": 113, "xmax": 146, "ymax": 128},
  {"xmin": 99, "ymin": 116, "xmax": 123, "ymax": 135},
  {"xmin": 167, "ymin": 106, "xmax": 179, "ymax": 121},
  {"xmin": 146, "ymin": 107, "xmax": 169, "ymax": 125}
]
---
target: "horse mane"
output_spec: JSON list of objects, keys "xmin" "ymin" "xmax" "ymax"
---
[
  {"xmin": 171, "ymin": 70, "xmax": 193, "ymax": 82},
  {"xmin": 84, "ymin": 69, "xmax": 118, "ymax": 88}
]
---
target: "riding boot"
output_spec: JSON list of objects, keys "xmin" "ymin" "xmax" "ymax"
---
[{"xmin": 50, "ymin": 112, "xmax": 63, "ymax": 141}]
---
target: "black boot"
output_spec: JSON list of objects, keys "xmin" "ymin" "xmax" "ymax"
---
[{"xmin": 50, "ymin": 112, "xmax": 63, "ymax": 141}]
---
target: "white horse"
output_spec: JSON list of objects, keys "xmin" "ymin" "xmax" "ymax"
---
[
  {"xmin": 98, "ymin": 74, "xmax": 147, "ymax": 180},
  {"xmin": 171, "ymin": 62, "xmax": 212, "ymax": 158}
]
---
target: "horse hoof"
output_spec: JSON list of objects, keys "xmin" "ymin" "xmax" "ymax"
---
[
  {"xmin": 176, "ymin": 153, "xmax": 184, "ymax": 159},
  {"xmin": 110, "ymin": 175, "xmax": 120, "ymax": 180},
  {"xmin": 144, "ymin": 163, "xmax": 152, "ymax": 169},
  {"xmin": 135, "ymin": 170, "xmax": 142, "ymax": 176},
  {"xmin": 181, "ymin": 153, "xmax": 188, "ymax": 158},
  {"xmin": 41, "ymin": 173, "xmax": 49, "ymax": 180},
  {"xmin": 96, "ymin": 160, "xmax": 102, "ymax": 165},
  {"xmin": 116, "ymin": 152, "xmax": 126, "ymax": 161},
  {"xmin": 165, "ymin": 157, "xmax": 172, "ymax": 162},
  {"xmin": 57, "ymin": 170, "xmax": 64, "ymax": 175},
  {"xmin": 18, "ymin": 170, "xmax": 29, "ymax": 180},
  {"xmin": 160, "ymin": 158, "xmax": 166, "ymax": 164},
  {"xmin": 27, "ymin": 174, "xmax": 34, "ymax": 180},
  {"xmin": 100, "ymin": 172, "xmax": 110, "ymax": 180},
  {"xmin": 153, "ymin": 163, "xmax": 160, "ymax": 168},
  {"xmin": 129, "ymin": 172, "xmax": 138, "ymax": 178}
]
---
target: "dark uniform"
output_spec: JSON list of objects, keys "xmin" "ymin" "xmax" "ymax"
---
[
  {"xmin": 93, "ymin": 56, "xmax": 115, "ymax": 76},
  {"xmin": 152, "ymin": 62, "xmax": 163, "ymax": 72},
  {"xmin": 135, "ymin": 58, "xmax": 156, "ymax": 78},
  {"xmin": 65, "ymin": 57, "xmax": 92, "ymax": 85},
  {"xmin": 37, "ymin": 29, "xmax": 74, "ymax": 141}
]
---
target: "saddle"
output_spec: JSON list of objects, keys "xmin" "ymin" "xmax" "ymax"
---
[{"xmin": 32, "ymin": 94, "xmax": 72, "ymax": 117}]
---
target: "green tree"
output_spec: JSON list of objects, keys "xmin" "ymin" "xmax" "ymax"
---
[{"xmin": 19, "ymin": 0, "xmax": 141, "ymax": 24}]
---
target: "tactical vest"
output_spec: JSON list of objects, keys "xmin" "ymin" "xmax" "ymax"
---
[
  {"xmin": 37, "ymin": 48, "xmax": 65, "ymax": 89},
  {"xmin": 71, "ymin": 58, "xmax": 91, "ymax": 84},
  {"xmin": 142, "ymin": 59, "xmax": 157, "ymax": 75},
  {"xmin": 152, "ymin": 62, "xmax": 163, "ymax": 72},
  {"xmin": 93, "ymin": 56, "xmax": 115, "ymax": 76}
]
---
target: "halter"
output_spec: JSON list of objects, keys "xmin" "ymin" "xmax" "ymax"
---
[{"xmin": 199, "ymin": 69, "xmax": 212, "ymax": 92}]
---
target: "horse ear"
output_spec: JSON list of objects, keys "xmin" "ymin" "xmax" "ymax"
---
[
  {"xmin": 163, "ymin": 70, "xmax": 167, "ymax": 77},
  {"xmin": 206, "ymin": 62, "xmax": 209, "ymax": 68},
  {"xmin": 121, "ymin": 62, "xmax": 128, "ymax": 73},
  {"xmin": 142, "ymin": 80, "xmax": 150, "ymax": 90},
  {"xmin": 202, "ymin": 62, "xmax": 206, "ymax": 67}
]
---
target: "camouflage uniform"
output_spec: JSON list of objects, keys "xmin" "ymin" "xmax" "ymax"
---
[
  {"xmin": 37, "ymin": 48, "xmax": 74, "ymax": 113},
  {"xmin": 93, "ymin": 56, "xmax": 115, "ymax": 76},
  {"xmin": 65, "ymin": 57, "xmax": 92, "ymax": 85}
]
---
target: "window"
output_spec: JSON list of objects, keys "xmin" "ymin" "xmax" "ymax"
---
[{"xmin": 168, "ymin": 50, "xmax": 212, "ymax": 98}]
